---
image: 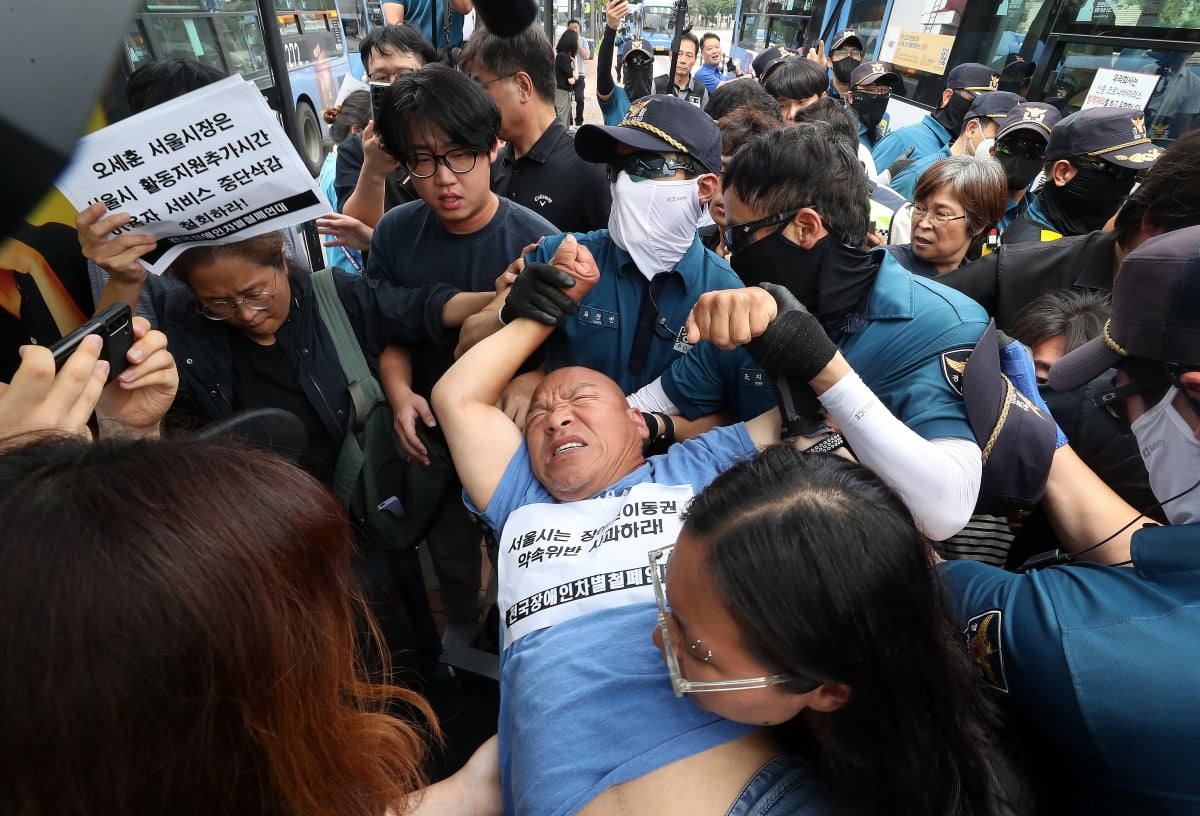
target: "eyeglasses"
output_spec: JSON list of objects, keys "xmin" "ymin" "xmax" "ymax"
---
[
  {"xmin": 475, "ymin": 72, "xmax": 514, "ymax": 88},
  {"xmin": 723, "ymin": 208, "xmax": 801, "ymax": 254},
  {"xmin": 852, "ymin": 85, "xmax": 892, "ymax": 97},
  {"xmin": 649, "ymin": 545, "xmax": 812, "ymax": 698},
  {"xmin": 1165, "ymin": 362, "xmax": 1200, "ymax": 418},
  {"xmin": 606, "ymin": 151, "xmax": 700, "ymax": 183},
  {"xmin": 995, "ymin": 138, "xmax": 1046, "ymax": 160},
  {"xmin": 367, "ymin": 66, "xmax": 417, "ymax": 84},
  {"xmin": 1094, "ymin": 373, "xmax": 1170, "ymax": 433},
  {"xmin": 1069, "ymin": 156, "xmax": 1139, "ymax": 184},
  {"xmin": 908, "ymin": 203, "xmax": 968, "ymax": 229},
  {"xmin": 196, "ymin": 272, "xmax": 279, "ymax": 321},
  {"xmin": 403, "ymin": 148, "xmax": 480, "ymax": 178},
  {"xmin": 831, "ymin": 48, "xmax": 864, "ymax": 59}
]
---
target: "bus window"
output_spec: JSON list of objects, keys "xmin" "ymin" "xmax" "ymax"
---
[
  {"xmin": 737, "ymin": 12, "xmax": 763, "ymax": 50},
  {"xmin": 843, "ymin": 0, "xmax": 886, "ymax": 55},
  {"xmin": 145, "ymin": 14, "xmax": 226, "ymax": 71},
  {"xmin": 215, "ymin": 13, "xmax": 269, "ymax": 75},
  {"xmin": 126, "ymin": 18, "xmax": 154, "ymax": 68}
]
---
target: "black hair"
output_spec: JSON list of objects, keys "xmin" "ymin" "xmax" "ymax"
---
[
  {"xmin": 716, "ymin": 106, "xmax": 783, "ymax": 158},
  {"xmin": 567, "ymin": 18, "xmax": 581, "ymax": 26},
  {"xmin": 556, "ymin": 28, "xmax": 579, "ymax": 57},
  {"xmin": 359, "ymin": 24, "xmax": 437, "ymax": 75},
  {"xmin": 1010, "ymin": 288, "xmax": 1112, "ymax": 354},
  {"xmin": 685, "ymin": 447, "xmax": 1001, "ymax": 816},
  {"xmin": 375, "ymin": 64, "xmax": 501, "ymax": 161},
  {"xmin": 762, "ymin": 56, "xmax": 827, "ymax": 102},
  {"xmin": 674, "ymin": 31, "xmax": 700, "ymax": 55},
  {"xmin": 700, "ymin": 31, "xmax": 721, "ymax": 49},
  {"xmin": 460, "ymin": 23, "xmax": 557, "ymax": 105},
  {"xmin": 125, "ymin": 59, "xmax": 227, "ymax": 114},
  {"xmin": 724, "ymin": 121, "xmax": 871, "ymax": 246},
  {"xmin": 705, "ymin": 79, "xmax": 783, "ymax": 122},
  {"xmin": 1114, "ymin": 129, "xmax": 1200, "ymax": 248},
  {"xmin": 790, "ymin": 96, "xmax": 860, "ymax": 156}
]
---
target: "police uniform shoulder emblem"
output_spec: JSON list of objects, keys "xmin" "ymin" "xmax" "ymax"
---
[
  {"xmin": 941, "ymin": 347, "xmax": 972, "ymax": 396},
  {"xmin": 964, "ymin": 609, "xmax": 1008, "ymax": 692}
]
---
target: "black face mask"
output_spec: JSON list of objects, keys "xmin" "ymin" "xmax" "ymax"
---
[
  {"xmin": 624, "ymin": 60, "xmax": 652, "ymax": 100},
  {"xmin": 1038, "ymin": 166, "xmax": 1135, "ymax": 235},
  {"xmin": 933, "ymin": 92, "xmax": 974, "ymax": 138},
  {"xmin": 850, "ymin": 94, "xmax": 890, "ymax": 142},
  {"xmin": 832, "ymin": 57, "xmax": 861, "ymax": 84},
  {"xmin": 996, "ymin": 151, "xmax": 1043, "ymax": 193},
  {"xmin": 997, "ymin": 77, "xmax": 1025, "ymax": 95},
  {"xmin": 730, "ymin": 230, "xmax": 878, "ymax": 331}
]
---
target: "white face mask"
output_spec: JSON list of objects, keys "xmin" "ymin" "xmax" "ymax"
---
[
  {"xmin": 975, "ymin": 137, "xmax": 995, "ymax": 157},
  {"xmin": 608, "ymin": 172, "xmax": 702, "ymax": 280},
  {"xmin": 1130, "ymin": 386, "xmax": 1200, "ymax": 525}
]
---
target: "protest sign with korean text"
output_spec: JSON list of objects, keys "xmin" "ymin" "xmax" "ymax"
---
[{"xmin": 56, "ymin": 75, "xmax": 331, "ymax": 275}]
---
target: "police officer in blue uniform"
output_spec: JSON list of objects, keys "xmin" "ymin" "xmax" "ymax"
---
[
  {"xmin": 990, "ymin": 101, "xmax": 1061, "ymax": 232},
  {"xmin": 872, "ymin": 62, "xmax": 999, "ymax": 176},
  {"xmin": 1002, "ymin": 106, "xmax": 1162, "ymax": 245},
  {"xmin": 846, "ymin": 61, "xmax": 903, "ymax": 149},
  {"xmin": 938, "ymin": 224, "xmax": 1200, "ymax": 814}
]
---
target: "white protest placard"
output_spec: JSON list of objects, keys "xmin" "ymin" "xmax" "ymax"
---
[
  {"xmin": 335, "ymin": 74, "xmax": 370, "ymax": 106},
  {"xmin": 56, "ymin": 75, "xmax": 332, "ymax": 276},
  {"xmin": 1082, "ymin": 68, "xmax": 1159, "ymax": 111}
]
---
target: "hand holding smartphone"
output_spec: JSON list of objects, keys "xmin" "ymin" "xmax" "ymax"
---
[{"xmin": 50, "ymin": 303, "xmax": 134, "ymax": 384}]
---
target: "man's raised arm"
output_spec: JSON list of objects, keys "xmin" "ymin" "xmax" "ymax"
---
[{"xmin": 432, "ymin": 235, "xmax": 599, "ymax": 512}]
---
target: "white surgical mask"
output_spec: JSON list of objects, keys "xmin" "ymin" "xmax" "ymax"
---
[
  {"xmin": 975, "ymin": 137, "xmax": 995, "ymax": 157},
  {"xmin": 608, "ymin": 172, "xmax": 702, "ymax": 280},
  {"xmin": 1130, "ymin": 386, "xmax": 1200, "ymax": 525}
]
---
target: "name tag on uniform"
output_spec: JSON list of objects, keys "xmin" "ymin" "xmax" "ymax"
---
[
  {"xmin": 578, "ymin": 306, "xmax": 619, "ymax": 329},
  {"xmin": 739, "ymin": 367, "xmax": 769, "ymax": 388}
]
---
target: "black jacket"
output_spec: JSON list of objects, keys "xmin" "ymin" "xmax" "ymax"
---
[
  {"xmin": 153, "ymin": 270, "xmax": 457, "ymax": 442},
  {"xmin": 936, "ymin": 229, "xmax": 1117, "ymax": 331}
]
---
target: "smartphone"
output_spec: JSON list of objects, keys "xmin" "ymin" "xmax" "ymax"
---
[
  {"xmin": 49, "ymin": 302, "xmax": 134, "ymax": 384},
  {"xmin": 369, "ymin": 81, "xmax": 390, "ymax": 120}
]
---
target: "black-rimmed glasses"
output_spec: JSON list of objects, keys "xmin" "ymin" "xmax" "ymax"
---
[
  {"xmin": 723, "ymin": 208, "xmax": 801, "ymax": 254},
  {"xmin": 196, "ymin": 272, "xmax": 279, "ymax": 321},
  {"xmin": 606, "ymin": 151, "xmax": 700, "ymax": 184},
  {"xmin": 403, "ymin": 148, "xmax": 480, "ymax": 178}
]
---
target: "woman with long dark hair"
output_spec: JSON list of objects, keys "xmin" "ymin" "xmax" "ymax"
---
[
  {"xmin": 554, "ymin": 29, "xmax": 579, "ymax": 126},
  {"xmin": 652, "ymin": 446, "xmax": 1007, "ymax": 815},
  {"xmin": 0, "ymin": 435, "xmax": 437, "ymax": 816}
]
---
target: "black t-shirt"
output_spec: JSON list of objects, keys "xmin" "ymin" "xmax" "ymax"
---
[
  {"xmin": 555, "ymin": 52, "xmax": 575, "ymax": 91},
  {"xmin": 230, "ymin": 330, "xmax": 339, "ymax": 483},
  {"xmin": 491, "ymin": 120, "xmax": 612, "ymax": 234}
]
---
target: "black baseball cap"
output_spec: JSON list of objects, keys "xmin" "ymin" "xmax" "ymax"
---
[
  {"xmin": 946, "ymin": 62, "xmax": 999, "ymax": 93},
  {"xmin": 624, "ymin": 38, "xmax": 653, "ymax": 61},
  {"xmin": 829, "ymin": 29, "xmax": 863, "ymax": 53},
  {"xmin": 965, "ymin": 90, "xmax": 1023, "ymax": 123},
  {"xmin": 996, "ymin": 102, "xmax": 1061, "ymax": 141},
  {"xmin": 751, "ymin": 46, "xmax": 796, "ymax": 79},
  {"xmin": 851, "ymin": 61, "xmax": 902, "ymax": 91},
  {"xmin": 1045, "ymin": 107, "xmax": 1162, "ymax": 169},
  {"xmin": 965, "ymin": 320, "xmax": 1059, "ymax": 513},
  {"xmin": 575, "ymin": 95, "xmax": 723, "ymax": 175},
  {"xmin": 1050, "ymin": 225, "xmax": 1200, "ymax": 390}
]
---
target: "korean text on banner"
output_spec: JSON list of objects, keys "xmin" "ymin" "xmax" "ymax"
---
[
  {"xmin": 1081, "ymin": 68, "xmax": 1160, "ymax": 111},
  {"xmin": 55, "ymin": 75, "xmax": 332, "ymax": 276}
]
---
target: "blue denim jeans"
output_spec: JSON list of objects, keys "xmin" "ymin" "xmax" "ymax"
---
[{"xmin": 723, "ymin": 756, "xmax": 838, "ymax": 816}]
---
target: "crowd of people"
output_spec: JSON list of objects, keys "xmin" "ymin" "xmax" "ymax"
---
[{"xmin": 4, "ymin": 5, "xmax": 1200, "ymax": 815}]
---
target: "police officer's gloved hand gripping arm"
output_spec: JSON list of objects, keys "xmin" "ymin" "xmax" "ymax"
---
[
  {"xmin": 687, "ymin": 284, "xmax": 983, "ymax": 541},
  {"xmin": 432, "ymin": 235, "xmax": 601, "ymax": 514}
]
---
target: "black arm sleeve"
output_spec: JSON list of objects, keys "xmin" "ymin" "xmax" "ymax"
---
[{"xmin": 597, "ymin": 25, "xmax": 616, "ymax": 97}]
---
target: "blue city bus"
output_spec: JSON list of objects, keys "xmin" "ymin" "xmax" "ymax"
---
[
  {"xmin": 729, "ymin": 0, "xmax": 1200, "ymax": 142},
  {"xmin": 341, "ymin": 0, "xmax": 386, "ymax": 78},
  {"xmin": 121, "ymin": 0, "xmax": 356, "ymax": 175},
  {"xmin": 637, "ymin": 3, "xmax": 680, "ymax": 53}
]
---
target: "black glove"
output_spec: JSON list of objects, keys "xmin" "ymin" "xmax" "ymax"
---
[
  {"xmin": 499, "ymin": 262, "xmax": 580, "ymax": 327},
  {"xmin": 886, "ymin": 146, "xmax": 916, "ymax": 178},
  {"xmin": 745, "ymin": 283, "xmax": 839, "ymax": 440}
]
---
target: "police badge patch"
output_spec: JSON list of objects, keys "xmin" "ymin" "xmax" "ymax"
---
[
  {"xmin": 941, "ymin": 347, "xmax": 972, "ymax": 396},
  {"xmin": 964, "ymin": 609, "xmax": 1008, "ymax": 692}
]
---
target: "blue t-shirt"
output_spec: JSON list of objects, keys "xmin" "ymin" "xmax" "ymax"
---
[
  {"xmin": 663, "ymin": 250, "xmax": 986, "ymax": 442},
  {"xmin": 366, "ymin": 196, "xmax": 556, "ymax": 394},
  {"xmin": 468, "ymin": 425, "xmax": 760, "ymax": 816},
  {"xmin": 530, "ymin": 230, "xmax": 743, "ymax": 396},
  {"xmin": 599, "ymin": 86, "xmax": 632, "ymax": 125},
  {"xmin": 940, "ymin": 522, "xmax": 1200, "ymax": 814},
  {"xmin": 871, "ymin": 114, "xmax": 953, "ymax": 175},
  {"xmin": 381, "ymin": 0, "xmax": 465, "ymax": 47}
]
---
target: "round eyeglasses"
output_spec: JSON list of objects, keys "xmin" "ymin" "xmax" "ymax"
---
[
  {"xmin": 403, "ymin": 148, "xmax": 480, "ymax": 178},
  {"xmin": 649, "ymin": 545, "xmax": 820, "ymax": 698},
  {"xmin": 196, "ymin": 272, "xmax": 279, "ymax": 321}
]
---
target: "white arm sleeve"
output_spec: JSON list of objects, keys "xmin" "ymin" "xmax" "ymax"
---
[
  {"xmin": 626, "ymin": 377, "xmax": 681, "ymax": 415},
  {"xmin": 819, "ymin": 370, "xmax": 982, "ymax": 541}
]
